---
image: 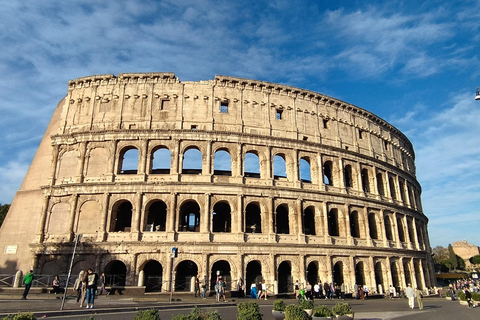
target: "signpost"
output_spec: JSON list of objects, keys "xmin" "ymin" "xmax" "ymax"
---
[
  {"xmin": 170, "ymin": 247, "xmax": 177, "ymax": 303},
  {"xmin": 60, "ymin": 234, "xmax": 82, "ymax": 310}
]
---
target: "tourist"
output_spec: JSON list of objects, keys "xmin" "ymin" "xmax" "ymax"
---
[
  {"xmin": 250, "ymin": 282, "xmax": 257, "ymax": 299},
  {"xmin": 85, "ymin": 268, "xmax": 99, "ymax": 309},
  {"xmin": 415, "ymin": 287, "xmax": 423, "ymax": 310},
  {"xmin": 405, "ymin": 284, "xmax": 415, "ymax": 309},
  {"xmin": 305, "ymin": 281, "xmax": 313, "ymax": 301},
  {"xmin": 363, "ymin": 284, "xmax": 369, "ymax": 298},
  {"xmin": 314, "ymin": 282, "xmax": 320, "ymax": 299},
  {"xmin": 73, "ymin": 271, "xmax": 84, "ymax": 303},
  {"xmin": 258, "ymin": 280, "xmax": 267, "ymax": 300},
  {"xmin": 51, "ymin": 275, "xmax": 64, "ymax": 294},
  {"xmin": 194, "ymin": 276, "xmax": 200, "ymax": 297},
  {"xmin": 201, "ymin": 275, "xmax": 208, "ymax": 299},
  {"xmin": 236, "ymin": 277, "xmax": 244, "ymax": 298},
  {"xmin": 389, "ymin": 285, "xmax": 395, "ymax": 298},
  {"xmin": 22, "ymin": 270, "xmax": 34, "ymax": 300},
  {"xmin": 324, "ymin": 282, "xmax": 330, "ymax": 299},
  {"xmin": 463, "ymin": 286, "xmax": 475, "ymax": 308},
  {"xmin": 98, "ymin": 272, "xmax": 108, "ymax": 295},
  {"xmin": 340, "ymin": 283, "xmax": 346, "ymax": 300},
  {"xmin": 294, "ymin": 280, "xmax": 300, "ymax": 298}
]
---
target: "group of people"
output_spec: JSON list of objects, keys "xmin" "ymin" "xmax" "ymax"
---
[
  {"xmin": 405, "ymin": 284, "xmax": 424, "ymax": 310},
  {"xmin": 249, "ymin": 280, "xmax": 267, "ymax": 300},
  {"xmin": 294, "ymin": 280, "xmax": 348, "ymax": 301},
  {"xmin": 21, "ymin": 268, "xmax": 107, "ymax": 309}
]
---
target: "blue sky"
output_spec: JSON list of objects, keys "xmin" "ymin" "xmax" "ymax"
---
[{"xmin": 1, "ymin": 0, "xmax": 479, "ymax": 248}]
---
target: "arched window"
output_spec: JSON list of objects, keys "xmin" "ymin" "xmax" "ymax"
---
[
  {"xmin": 328, "ymin": 209, "xmax": 339, "ymax": 236},
  {"xmin": 182, "ymin": 148, "xmax": 202, "ymax": 174},
  {"xmin": 212, "ymin": 201, "xmax": 231, "ymax": 233},
  {"xmin": 299, "ymin": 158, "xmax": 311, "ymax": 182},
  {"xmin": 397, "ymin": 216, "xmax": 406, "ymax": 242},
  {"xmin": 303, "ymin": 207, "xmax": 315, "ymax": 235},
  {"xmin": 344, "ymin": 165, "xmax": 353, "ymax": 188},
  {"xmin": 368, "ymin": 212, "xmax": 378, "ymax": 239},
  {"xmin": 179, "ymin": 201, "xmax": 200, "ymax": 232},
  {"xmin": 384, "ymin": 215, "xmax": 393, "ymax": 241},
  {"xmin": 323, "ymin": 161, "xmax": 333, "ymax": 186},
  {"xmin": 275, "ymin": 204, "xmax": 289, "ymax": 234},
  {"xmin": 151, "ymin": 147, "xmax": 171, "ymax": 174},
  {"xmin": 350, "ymin": 210, "xmax": 360, "ymax": 238},
  {"xmin": 214, "ymin": 150, "xmax": 232, "ymax": 176},
  {"xmin": 361, "ymin": 168, "xmax": 370, "ymax": 193},
  {"xmin": 377, "ymin": 172, "xmax": 385, "ymax": 196},
  {"xmin": 389, "ymin": 177, "xmax": 397, "ymax": 200},
  {"xmin": 119, "ymin": 147, "xmax": 139, "ymax": 174},
  {"xmin": 273, "ymin": 154, "xmax": 287, "ymax": 179},
  {"xmin": 244, "ymin": 152, "xmax": 260, "ymax": 178},
  {"xmin": 111, "ymin": 201, "xmax": 133, "ymax": 232},
  {"xmin": 145, "ymin": 201, "xmax": 167, "ymax": 231},
  {"xmin": 245, "ymin": 202, "xmax": 262, "ymax": 233}
]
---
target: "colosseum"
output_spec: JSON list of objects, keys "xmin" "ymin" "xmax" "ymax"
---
[{"xmin": 0, "ymin": 72, "xmax": 434, "ymax": 295}]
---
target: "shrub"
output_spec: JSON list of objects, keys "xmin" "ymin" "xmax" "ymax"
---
[
  {"xmin": 299, "ymin": 299, "xmax": 314, "ymax": 310},
  {"xmin": 134, "ymin": 308, "xmax": 160, "ymax": 320},
  {"xmin": 172, "ymin": 307, "xmax": 221, "ymax": 320},
  {"xmin": 273, "ymin": 299, "xmax": 286, "ymax": 312},
  {"xmin": 458, "ymin": 292, "xmax": 466, "ymax": 301},
  {"xmin": 332, "ymin": 302, "xmax": 354, "ymax": 316},
  {"xmin": 285, "ymin": 305, "xmax": 309, "ymax": 320},
  {"xmin": 1, "ymin": 313, "xmax": 36, "ymax": 320},
  {"xmin": 237, "ymin": 301, "xmax": 262, "ymax": 320},
  {"xmin": 313, "ymin": 305, "xmax": 333, "ymax": 317},
  {"xmin": 472, "ymin": 292, "xmax": 480, "ymax": 301}
]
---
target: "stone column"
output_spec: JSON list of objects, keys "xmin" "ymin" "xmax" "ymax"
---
[
  {"xmin": 138, "ymin": 140, "xmax": 148, "ymax": 176},
  {"xmin": 131, "ymin": 193, "xmax": 142, "ymax": 238},
  {"xmin": 296, "ymin": 198, "xmax": 303, "ymax": 237},
  {"xmin": 267, "ymin": 197, "xmax": 275, "ymax": 243},
  {"xmin": 236, "ymin": 195, "xmax": 243, "ymax": 234},
  {"xmin": 167, "ymin": 193, "xmax": 177, "ymax": 239},
  {"xmin": 417, "ymin": 259, "xmax": 427, "ymax": 290},
  {"xmin": 204, "ymin": 141, "xmax": 212, "ymax": 175},
  {"xmin": 398, "ymin": 258, "xmax": 406, "ymax": 290},
  {"xmin": 393, "ymin": 212, "xmax": 402, "ymax": 249},
  {"xmin": 411, "ymin": 218, "xmax": 420, "ymax": 250},
  {"xmin": 202, "ymin": 193, "xmax": 211, "ymax": 233},
  {"xmin": 385, "ymin": 257, "xmax": 393, "ymax": 288},
  {"xmin": 345, "ymin": 204, "xmax": 352, "ymax": 244},
  {"xmin": 98, "ymin": 193, "xmax": 109, "ymax": 241}
]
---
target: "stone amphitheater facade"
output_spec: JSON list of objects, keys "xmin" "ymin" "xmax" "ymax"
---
[{"xmin": 0, "ymin": 72, "xmax": 434, "ymax": 294}]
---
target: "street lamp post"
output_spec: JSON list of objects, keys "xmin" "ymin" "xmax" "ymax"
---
[
  {"xmin": 60, "ymin": 234, "xmax": 82, "ymax": 310},
  {"xmin": 475, "ymin": 87, "xmax": 480, "ymax": 100}
]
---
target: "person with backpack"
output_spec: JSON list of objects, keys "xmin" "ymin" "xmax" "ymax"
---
[
  {"xmin": 85, "ymin": 268, "xmax": 99, "ymax": 309},
  {"xmin": 22, "ymin": 270, "xmax": 34, "ymax": 300}
]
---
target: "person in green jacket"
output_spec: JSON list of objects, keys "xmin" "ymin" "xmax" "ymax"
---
[{"xmin": 22, "ymin": 270, "xmax": 34, "ymax": 299}]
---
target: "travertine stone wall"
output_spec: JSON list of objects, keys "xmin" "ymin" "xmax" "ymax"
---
[{"xmin": 0, "ymin": 73, "xmax": 434, "ymax": 294}]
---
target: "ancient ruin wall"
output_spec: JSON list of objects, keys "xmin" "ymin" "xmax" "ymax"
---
[{"xmin": 0, "ymin": 73, "xmax": 433, "ymax": 294}]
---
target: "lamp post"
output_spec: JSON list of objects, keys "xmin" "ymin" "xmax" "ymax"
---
[
  {"xmin": 60, "ymin": 234, "xmax": 82, "ymax": 310},
  {"xmin": 475, "ymin": 87, "xmax": 480, "ymax": 100}
]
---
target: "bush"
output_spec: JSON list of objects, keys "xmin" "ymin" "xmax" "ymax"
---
[
  {"xmin": 313, "ymin": 305, "xmax": 333, "ymax": 317},
  {"xmin": 299, "ymin": 299, "xmax": 314, "ymax": 310},
  {"xmin": 1, "ymin": 313, "xmax": 36, "ymax": 320},
  {"xmin": 237, "ymin": 301, "xmax": 262, "ymax": 320},
  {"xmin": 172, "ymin": 307, "xmax": 221, "ymax": 320},
  {"xmin": 134, "ymin": 309, "xmax": 160, "ymax": 320},
  {"xmin": 472, "ymin": 292, "xmax": 480, "ymax": 301},
  {"xmin": 458, "ymin": 292, "xmax": 466, "ymax": 301},
  {"xmin": 285, "ymin": 305, "xmax": 309, "ymax": 320},
  {"xmin": 332, "ymin": 302, "xmax": 354, "ymax": 316},
  {"xmin": 273, "ymin": 299, "xmax": 286, "ymax": 311}
]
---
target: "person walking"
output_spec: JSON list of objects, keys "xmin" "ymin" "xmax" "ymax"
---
[
  {"xmin": 98, "ymin": 272, "xmax": 108, "ymax": 295},
  {"xmin": 73, "ymin": 271, "xmax": 84, "ymax": 303},
  {"xmin": 22, "ymin": 270, "xmax": 34, "ymax": 300},
  {"xmin": 194, "ymin": 276, "xmax": 200, "ymax": 297},
  {"xmin": 405, "ymin": 284, "xmax": 415, "ymax": 309},
  {"xmin": 85, "ymin": 268, "xmax": 99, "ymax": 309},
  {"xmin": 463, "ymin": 286, "xmax": 475, "ymax": 308},
  {"xmin": 201, "ymin": 275, "xmax": 208, "ymax": 299},
  {"xmin": 415, "ymin": 287, "xmax": 423, "ymax": 310}
]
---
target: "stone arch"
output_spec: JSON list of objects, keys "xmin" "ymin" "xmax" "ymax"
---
[
  {"xmin": 213, "ymin": 149, "xmax": 232, "ymax": 176},
  {"xmin": 144, "ymin": 200, "xmax": 167, "ymax": 231},
  {"xmin": 328, "ymin": 208, "xmax": 339, "ymax": 237},
  {"xmin": 349, "ymin": 210, "xmax": 360, "ymax": 238},
  {"xmin": 175, "ymin": 260, "xmax": 198, "ymax": 292},
  {"xmin": 110, "ymin": 200, "xmax": 133, "ymax": 232},
  {"xmin": 344, "ymin": 164, "xmax": 354, "ymax": 188},
  {"xmin": 76, "ymin": 199, "xmax": 101, "ymax": 234},
  {"xmin": 273, "ymin": 154, "xmax": 287, "ymax": 179},
  {"xmin": 306, "ymin": 261, "xmax": 319, "ymax": 287},
  {"xmin": 212, "ymin": 201, "xmax": 231, "ymax": 233},
  {"xmin": 323, "ymin": 160, "xmax": 333, "ymax": 186},
  {"xmin": 368, "ymin": 211, "xmax": 379, "ymax": 240},
  {"xmin": 355, "ymin": 261, "xmax": 365, "ymax": 286},
  {"xmin": 275, "ymin": 204, "xmax": 289, "ymax": 234},
  {"xmin": 85, "ymin": 147, "xmax": 109, "ymax": 177},
  {"xmin": 361, "ymin": 168, "xmax": 371, "ymax": 193},
  {"xmin": 104, "ymin": 260, "xmax": 127, "ymax": 287},
  {"xmin": 278, "ymin": 260, "xmax": 292, "ymax": 293},
  {"xmin": 375, "ymin": 261, "xmax": 385, "ymax": 293},
  {"xmin": 333, "ymin": 261, "xmax": 344, "ymax": 286},
  {"xmin": 384, "ymin": 213, "xmax": 394, "ymax": 241},
  {"xmin": 245, "ymin": 201, "xmax": 262, "ymax": 233},
  {"xmin": 210, "ymin": 260, "xmax": 232, "ymax": 290},
  {"xmin": 244, "ymin": 150, "xmax": 261, "ymax": 178},
  {"xmin": 391, "ymin": 261, "xmax": 400, "ymax": 290},
  {"xmin": 303, "ymin": 206, "xmax": 315, "ymax": 235},
  {"xmin": 141, "ymin": 260, "xmax": 163, "ymax": 292},
  {"xmin": 41, "ymin": 259, "xmax": 66, "ymax": 276},
  {"xmin": 56, "ymin": 149, "xmax": 79, "ymax": 182},
  {"xmin": 403, "ymin": 260, "xmax": 412, "ymax": 287},
  {"xmin": 246, "ymin": 260, "xmax": 262, "ymax": 294},
  {"xmin": 377, "ymin": 172, "xmax": 385, "ymax": 196},
  {"xmin": 178, "ymin": 200, "xmax": 201, "ymax": 232},
  {"xmin": 47, "ymin": 202, "xmax": 70, "ymax": 234},
  {"xmin": 182, "ymin": 147, "xmax": 203, "ymax": 174},
  {"xmin": 118, "ymin": 146, "xmax": 139, "ymax": 174},
  {"xmin": 150, "ymin": 146, "xmax": 171, "ymax": 174},
  {"xmin": 397, "ymin": 215, "xmax": 406, "ymax": 242},
  {"xmin": 299, "ymin": 157, "xmax": 312, "ymax": 183},
  {"xmin": 389, "ymin": 176, "xmax": 397, "ymax": 200}
]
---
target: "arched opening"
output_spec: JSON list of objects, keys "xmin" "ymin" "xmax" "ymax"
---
[
  {"xmin": 384, "ymin": 215, "xmax": 393, "ymax": 241},
  {"xmin": 175, "ymin": 260, "xmax": 198, "ymax": 292},
  {"xmin": 307, "ymin": 262, "xmax": 319, "ymax": 287},
  {"xmin": 246, "ymin": 261, "xmax": 262, "ymax": 295},
  {"xmin": 407, "ymin": 218, "xmax": 415, "ymax": 243},
  {"xmin": 391, "ymin": 262, "xmax": 400, "ymax": 290},
  {"xmin": 119, "ymin": 147, "xmax": 139, "ymax": 174},
  {"xmin": 399, "ymin": 179, "xmax": 406, "ymax": 203},
  {"xmin": 151, "ymin": 147, "xmax": 171, "ymax": 174},
  {"xmin": 182, "ymin": 148, "xmax": 202, "ymax": 174},
  {"xmin": 403, "ymin": 261, "xmax": 412, "ymax": 287},
  {"xmin": 414, "ymin": 261, "xmax": 423, "ymax": 290},
  {"xmin": 303, "ymin": 207, "xmax": 315, "ymax": 235},
  {"xmin": 212, "ymin": 201, "xmax": 231, "ymax": 233},
  {"xmin": 273, "ymin": 154, "xmax": 287, "ymax": 179},
  {"xmin": 361, "ymin": 168, "xmax": 370, "ymax": 193},
  {"xmin": 104, "ymin": 260, "xmax": 127, "ymax": 287},
  {"xmin": 299, "ymin": 158, "xmax": 311, "ymax": 183},
  {"xmin": 377, "ymin": 173, "xmax": 385, "ymax": 196},
  {"xmin": 389, "ymin": 177, "xmax": 397, "ymax": 200},
  {"xmin": 333, "ymin": 261, "xmax": 344, "ymax": 287},
  {"xmin": 350, "ymin": 210, "xmax": 360, "ymax": 238},
  {"xmin": 368, "ymin": 212, "xmax": 378, "ymax": 239},
  {"xmin": 344, "ymin": 165, "xmax": 353, "ymax": 188},
  {"xmin": 323, "ymin": 161, "xmax": 333, "ymax": 186},
  {"xmin": 111, "ymin": 201, "xmax": 133, "ymax": 232},
  {"xmin": 143, "ymin": 260, "xmax": 163, "ymax": 292},
  {"xmin": 275, "ymin": 204, "xmax": 289, "ymax": 234},
  {"xmin": 355, "ymin": 262, "xmax": 365, "ymax": 286},
  {"xmin": 210, "ymin": 260, "xmax": 231, "ymax": 291},
  {"xmin": 375, "ymin": 262, "xmax": 384, "ymax": 293},
  {"xmin": 328, "ymin": 209, "xmax": 339, "ymax": 237},
  {"xmin": 416, "ymin": 221, "xmax": 425, "ymax": 249},
  {"xmin": 244, "ymin": 152, "xmax": 260, "ymax": 178},
  {"xmin": 145, "ymin": 201, "xmax": 167, "ymax": 231},
  {"xmin": 278, "ymin": 261, "xmax": 292, "ymax": 294},
  {"xmin": 397, "ymin": 216, "xmax": 406, "ymax": 242},
  {"xmin": 214, "ymin": 150, "xmax": 232, "ymax": 176},
  {"xmin": 245, "ymin": 202, "xmax": 261, "ymax": 233},
  {"xmin": 179, "ymin": 201, "xmax": 200, "ymax": 232}
]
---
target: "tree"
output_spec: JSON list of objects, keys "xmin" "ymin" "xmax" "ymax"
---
[
  {"xmin": 446, "ymin": 244, "xmax": 458, "ymax": 271},
  {"xmin": 470, "ymin": 255, "xmax": 480, "ymax": 265},
  {"xmin": 432, "ymin": 246, "xmax": 448, "ymax": 264},
  {"xmin": 0, "ymin": 204, "xmax": 10, "ymax": 227}
]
